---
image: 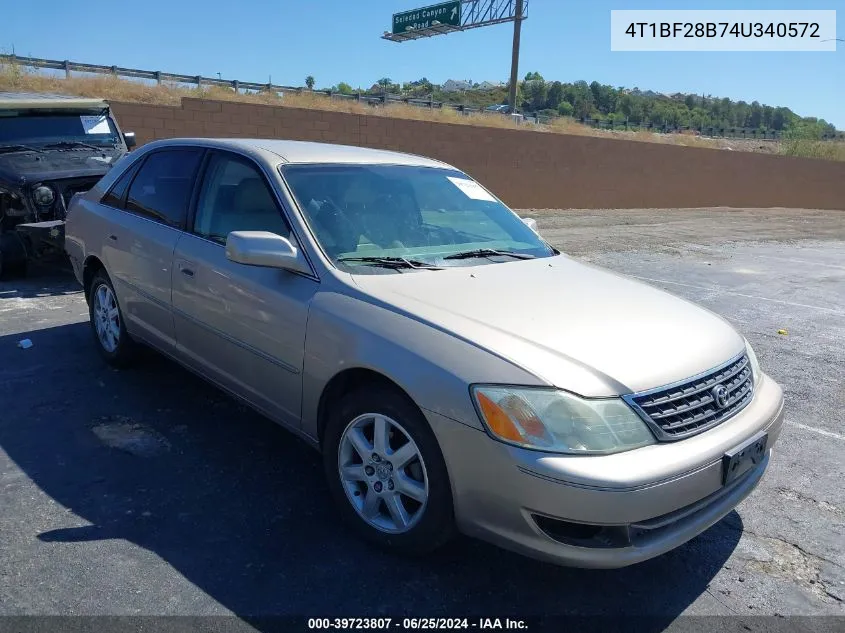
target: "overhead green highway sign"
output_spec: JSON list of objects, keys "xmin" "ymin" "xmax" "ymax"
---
[
  {"xmin": 382, "ymin": 0, "xmax": 528, "ymax": 115},
  {"xmin": 393, "ymin": 1, "xmax": 462, "ymax": 35}
]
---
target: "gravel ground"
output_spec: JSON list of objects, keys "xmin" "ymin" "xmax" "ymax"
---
[{"xmin": 0, "ymin": 208, "xmax": 843, "ymax": 631}]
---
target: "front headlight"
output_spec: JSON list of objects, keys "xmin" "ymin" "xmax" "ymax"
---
[
  {"xmin": 32, "ymin": 185, "xmax": 55, "ymax": 207},
  {"xmin": 471, "ymin": 386, "xmax": 656, "ymax": 455},
  {"xmin": 745, "ymin": 339, "xmax": 762, "ymax": 385}
]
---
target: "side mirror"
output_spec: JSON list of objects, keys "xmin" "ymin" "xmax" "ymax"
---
[
  {"xmin": 522, "ymin": 217, "xmax": 540, "ymax": 235},
  {"xmin": 225, "ymin": 231, "xmax": 311, "ymax": 275},
  {"xmin": 123, "ymin": 132, "xmax": 136, "ymax": 149}
]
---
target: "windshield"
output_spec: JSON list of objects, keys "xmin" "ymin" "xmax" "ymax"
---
[
  {"xmin": 0, "ymin": 112, "xmax": 120, "ymax": 148},
  {"xmin": 282, "ymin": 164, "xmax": 553, "ymax": 272}
]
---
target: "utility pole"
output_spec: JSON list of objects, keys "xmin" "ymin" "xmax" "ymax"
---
[{"xmin": 507, "ymin": 0, "xmax": 524, "ymax": 113}]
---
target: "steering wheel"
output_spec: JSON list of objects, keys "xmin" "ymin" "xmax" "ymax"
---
[{"xmin": 313, "ymin": 196, "xmax": 360, "ymax": 254}]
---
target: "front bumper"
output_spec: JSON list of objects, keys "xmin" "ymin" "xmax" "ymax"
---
[
  {"xmin": 15, "ymin": 220, "xmax": 66, "ymax": 256},
  {"xmin": 427, "ymin": 373, "xmax": 784, "ymax": 569}
]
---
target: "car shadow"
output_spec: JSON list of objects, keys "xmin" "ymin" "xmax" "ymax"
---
[
  {"xmin": 0, "ymin": 320, "xmax": 743, "ymax": 630},
  {"xmin": 0, "ymin": 260, "xmax": 79, "ymax": 299}
]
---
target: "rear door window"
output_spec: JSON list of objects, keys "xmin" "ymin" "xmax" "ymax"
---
[{"xmin": 125, "ymin": 149, "xmax": 203, "ymax": 228}]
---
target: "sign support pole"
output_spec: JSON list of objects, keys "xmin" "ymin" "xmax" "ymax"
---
[{"xmin": 507, "ymin": 0, "xmax": 524, "ymax": 113}]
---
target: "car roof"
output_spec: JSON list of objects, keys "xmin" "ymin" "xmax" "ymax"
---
[
  {"xmin": 144, "ymin": 137, "xmax": 454, "ymax": 168},
  {"xmin": 0, "ymin": 92, "xmax": 108, "ymax": 110}
]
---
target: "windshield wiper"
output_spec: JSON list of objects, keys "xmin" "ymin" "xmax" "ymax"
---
[
  {"xmin": 0, "ymin": 144, "xmax": 44, "ymax": 155},
  {"xmin": 43, "ymin": 141, "xmax": 102, "ymax": 151},
  {"xmin": 443, "ymin": 248, "xmax": 535, "ymax": 261},
  {"xmin": 337, "ymin": 256, "xmax": 442, "ymax": 271}
]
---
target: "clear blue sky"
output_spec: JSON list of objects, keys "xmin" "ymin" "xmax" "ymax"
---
[{"xmin": 5, "ymin": 0, "xmax": 843, "ymax": 127}]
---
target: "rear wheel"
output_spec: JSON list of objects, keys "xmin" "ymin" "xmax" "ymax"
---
[
  {"xmin": 89, "ymin": 271, "xmax": 136, "ymax": 367},
  {"xmin": 323, "ymin": 385, "xmax": 455, "ymax": 555}
]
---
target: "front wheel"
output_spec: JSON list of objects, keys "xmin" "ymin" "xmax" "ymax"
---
[
  {"xmin": 323, "ymin": 385, "xmax": 455, "ymax": 555},
  {"xmin": 89, "ymin": 271, "xmax": 136, "ymax": 367}
]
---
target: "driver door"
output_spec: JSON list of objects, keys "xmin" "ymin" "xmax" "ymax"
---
[{"xmin": 171, "ymin": 150, "xmax": 318, "ymax": 429}]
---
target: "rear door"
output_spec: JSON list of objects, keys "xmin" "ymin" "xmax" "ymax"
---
[
  {"xmin": 101, "ymin": 148, "xmax": 203, "ymax": 349},
  {"xmin": 171, "ymin": 150, "xmax": 318, "ymax": 428}
]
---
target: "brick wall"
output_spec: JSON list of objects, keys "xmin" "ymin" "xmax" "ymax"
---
[{"xmin": 110, "ymin": 98, "xmax": 845, "ymax": 210}]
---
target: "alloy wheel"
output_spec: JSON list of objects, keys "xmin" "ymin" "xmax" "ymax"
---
[
  {"xmin": 93, "ymin": 284, "xmax": 120, "ymax": 353},
  {"xmin": 337, "ymin": 413, "xmax": 429, "ymax": 534}
]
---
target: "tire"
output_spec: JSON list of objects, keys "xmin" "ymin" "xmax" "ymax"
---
[
  {"xmin": 323, "ymin": 384, "xmax": 455, "ymax": 556},
  {"xmin": 88, "ymin": 270, "xmax": 137, "ymax": 367}
]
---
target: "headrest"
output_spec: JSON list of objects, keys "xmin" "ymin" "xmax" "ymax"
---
[{"xmin": 233, "ymin": 178, "xmax": 274, "ymax": 212}]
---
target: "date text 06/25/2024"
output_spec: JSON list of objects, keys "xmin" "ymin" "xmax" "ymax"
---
[{"xmin": 307, "ymin": 618, "xmax": 528, "ymax": 630}]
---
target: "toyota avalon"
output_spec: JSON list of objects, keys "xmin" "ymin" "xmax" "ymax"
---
[{"xmin": 64, "ymin": 138, "xmax": 784, "ymax": 568}]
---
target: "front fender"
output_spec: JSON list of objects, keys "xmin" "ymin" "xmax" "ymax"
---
[{"xmin": 300, "ymin": 291, "xmax": 546, "ymax": 440}]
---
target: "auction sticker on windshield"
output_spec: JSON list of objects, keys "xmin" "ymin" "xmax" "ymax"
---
[
  {"xmin": 447, "ymin": 177, "xmax": 497, "ymax": 202},
  {"xmin": 80, "ymin": 115, "xmax": 110, "ymax": 134}
]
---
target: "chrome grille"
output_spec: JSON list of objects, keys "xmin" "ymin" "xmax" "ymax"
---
[{"xmin": 625, "ymin": 354, "xmax": 753, "ymax": 441}]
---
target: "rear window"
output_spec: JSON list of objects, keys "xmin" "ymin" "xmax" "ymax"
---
[
  {"xmin": 125, "ymin": 150, "xmax": 203, "ymax": 227},
  {"xmin": 101, "ymin": 161, "xmax": 142, "ymax": 209}
]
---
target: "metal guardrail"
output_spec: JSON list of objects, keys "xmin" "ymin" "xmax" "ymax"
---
[
  {"xmin": 1, "ymin": 54, "xmax": 295, "ymax": 94},
  {"xmin": 578, "ymin": 117, "xmax": 845, "ymax": 141},
  {"xmin": 578, "ymin": 117, "xmax": 785, "ymax": 140},
  {"xmin": 3, "ymin": 54, "xmax": 841, "ymax": 141},
  {"xmin": 0, "ymin": 54, "xmax": 502, "ymax": 118}
]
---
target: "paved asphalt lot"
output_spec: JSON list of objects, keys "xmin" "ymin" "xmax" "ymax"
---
[{"xmin": 0, "ymin": 208, "xmax": 843, "ymax": 629}]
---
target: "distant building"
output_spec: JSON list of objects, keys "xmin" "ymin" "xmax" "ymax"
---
[
  {"xmin": 441, "ymin": 79, "xmax": 472, "ymax": 93},
  {"xmin": 478, "ymin": 81, "xmax": 505, "ymax": 90},
  {"xmin": 630, "ymin": 88, "xmax": 661, "ymax": 99}
]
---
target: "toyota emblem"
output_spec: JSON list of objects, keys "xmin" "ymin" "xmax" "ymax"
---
[{"xmin": 711, "ymin": 385, "xmax": 729, "ymax": 409}]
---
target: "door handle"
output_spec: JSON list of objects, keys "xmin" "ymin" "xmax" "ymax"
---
[
  {"xmin": 180, "ymin": 267, "xmax": 194, "ymax": 277},
  {"xmin": 108, "ymin": 234, "xmax": 118, "ymax": 241}
]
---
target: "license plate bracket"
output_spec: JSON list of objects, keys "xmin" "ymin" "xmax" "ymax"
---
[{"xmin": 722, "ymin": 431, "xmax": 768, "ymax": 486}]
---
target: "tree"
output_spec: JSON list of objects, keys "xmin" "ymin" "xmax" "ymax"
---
[
  {"xmin": 749, "ymin": 101, "xmax": 763, "ymax": 129},
  {"xmin": 546, "ymin": 81, "xmax": 564, "ymax": 110},
  {"xmin": 305, "ymin": 76, "xmax": 315, "ymax": 90},
  {"xmin": 566, "ymin": 80, "xmax": 594, "ymax": 118},
  {"xmin": 733, "ymin": 100, "xmax": 750, "ymax": 127},
  {"xmin": 523, "ymin": 78, "xmax": 548, "ymax": 111},
  {"xmin": 618, "ymin": 93, "xmax": 635, "ymax": 118},
  {"xmin": 587, "ymin": 82, "xmax": 617, "ymax": 114},
  {"xmin": 409, "ymin": 77, "xmax": 434, "ymax": 94},
  {"xmin": 785, "ymin": 118, "xmax": 833, "ymax": 140},
  {"xmin": 762, "ymin": 105, "xmax": 774, "ymax": 129},
  {"xmin": 771, "ymin": 107, "xmax": 790, "ymax": 130},
  {"xmin": 317, "ymin": 70, "xmax": 834, "ymax": 137}
]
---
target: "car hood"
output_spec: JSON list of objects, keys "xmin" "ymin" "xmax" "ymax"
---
[
  {"xmin": 0, "ymin": 148, "xmax": 122, "ymax": 185},
  {"xmin": 351, "ymin": 255, "xmax": 745, "ymax": 397}
]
